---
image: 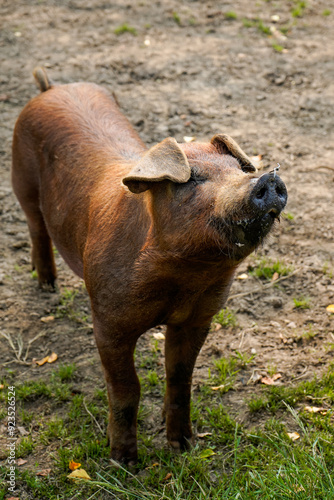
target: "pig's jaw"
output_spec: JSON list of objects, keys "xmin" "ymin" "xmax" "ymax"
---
[{"xmin": 209, "ymin": 210, "xmax": 279, "ymax": 257}]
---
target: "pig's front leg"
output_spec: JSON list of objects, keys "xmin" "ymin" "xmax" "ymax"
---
[
  {"xmin": 93, "ymin": 319, "xmax": 141, "ymax": 464},
  {"xmin": 163, "ymin": 323, "xmax": 211, "ymax": 450}
]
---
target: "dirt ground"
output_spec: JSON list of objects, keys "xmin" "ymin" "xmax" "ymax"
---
[{"xmin": 1, "ymin": 0, "xmax": 334, "ymax": 475}]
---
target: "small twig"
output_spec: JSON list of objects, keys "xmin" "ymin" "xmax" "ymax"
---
[
  {"xmin": 306, "ymin": 165, "xmax": 334, "ymax": 172},
  {"xmin": 238, "ymin": 330, "xmax": 245, "ymax": 349},
  {"xmin": 289, "ymin": 366, "xmax": 308, "ymax": 383},
  {"xmin": 24, "ymin": 331, "xmax": 47, "ymax": 362},
  {"xmin": 1, "ymin": 329, "xmax": 47, "ymax": 364},
  {"xmin": 0, "ymin": 331, "xmax": 22, "ymax": 360},
  {"xmin": 306, "ymin": 395, "xmax": 331, "ymax": 401},
  {"xmin": 83, "ymin": 398, "xmax": 104, "ymax": 434},
  {"xmin": 228, "ymin": 267, "xmax": 301, "ymax": 302}
]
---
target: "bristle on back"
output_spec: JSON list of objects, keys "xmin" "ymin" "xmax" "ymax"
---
[{"xmin": 32, "ymin": 66, "xmax": 53, "ymax": 92}]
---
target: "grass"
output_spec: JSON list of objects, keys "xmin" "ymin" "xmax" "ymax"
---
[
  {"xmin": 282, "ymin": 212, "xmax": 294, "ymax": 221},
  {"xmin": 249, "ymin": 257, "xmax": 292, "ymax": 281},
  {"xmin": 172, "ymin": 12, "xmax": 181, "ymax": 25},
  {"xmin": 212, "ymin": 307, "xmax": 237, "ymax": 328},
  {"xmin": 114, "ymin": 24, "xmax": 137, "ymax": 36},
  {"xmin": 242, "ymin": 18, "xmax": 271, "ymax": 35},
  {"xmin": 272, "ymin": 43, "xmax": 284, "ymax": 53},
  {"xmin": 1, "ymin": 358, "xmax": 334, "ymax": 499},
  {"xmin": 225, "ymin": 11, "xmax": 237, "ymax": 20},
  {"xmin": 293, "ymin": 296, "xmax": 311, "ymax": 309},
  {"xmin": 56, "ymin": 286, "xmax": 91, "ymax": 324},
  {"xmin": 292, "ymin": 1, "xmax": 307, "ymax": 17}
]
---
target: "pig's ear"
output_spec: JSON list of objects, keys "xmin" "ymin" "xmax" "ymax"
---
[
  {"xmin": 122, "ymin": 138, "xmax": 191, "ymax": 194},
  {"xmin": 211, "ymin": 134, "xmax": 256, "ymax": 172}
]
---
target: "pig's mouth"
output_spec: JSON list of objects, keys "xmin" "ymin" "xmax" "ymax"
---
[
  {"xmin": 229, "ymin": 208, "xmax": 280, "ymax": 248},
  {"xmin": 209, "ymin": 206, "xmax": 282, "ymax": 256}
]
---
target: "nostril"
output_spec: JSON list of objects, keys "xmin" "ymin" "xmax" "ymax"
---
[{"xmin": 256, "ymin": 186, "xmax": 267, "ymax": 200}]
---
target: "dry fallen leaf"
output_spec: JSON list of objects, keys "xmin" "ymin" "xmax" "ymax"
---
[
  {"xmin": 163, "ymin": 472, "xmax": 173, "ymax": 481},
  {"xmin": 18, "ymin": 426, "xmax": 29, "ymax": 436},
  {"xmin": 67, "ymin": 468, "xmax": 91, "ymax": 481},
  {"xmin": 197, "ymin": 432, "xmax": 212, "ymax": 438},
  {"xmin": 211, "ymin": 384, "xmax": 225, "ymax": 391},
  {"xmin": 326, "ymin": 304, "xmax": 334, "ymax": 313},
  {"xmin": 35, "ymin": 352, "xmax": 58, "ymax": 365},
  {"xmin": 17, "ymin": 458, "xmax": 28, "ymax": 466},
  {"xmin": 237, "ymin": 273, "xmax": 248, "ymax": 280},
  {"xmin": 36, "ymin": 469, "xmax": 51, "ymax": 476},
  {"xmin": 271, "ymin": 272, "xmax": 279, "ymax": 281},
  {"xmin": 47, "ymin": 352, "xmax": 58, "ymax": 363},
  {"xmin": 40, "ymin": 315, "xmax": 55, "ymax": 323},
  {"xmin": 69, "ymin": 460, "xmax": 81, "ymax": 471},
  {"xmin": 261, "ymin": 373, "xmax": 282, "ymax": 385},
  {"xmin": 287, "ymin": 432, "xmax": 300, "ymax": 441},
  {"xmin": 35, "ymin": 355, "xmax": 49, "ymax": 366},
  {"xmin": 145, "ymin": 462, "xmax": 159, "ymax": 470},
  {"xmin": 304, "ymin": 406, "xmax": 328, "ymax": 415},
  {"xmin": 153, "ymin": 332, "xmax": 165, "ymax": 340}
]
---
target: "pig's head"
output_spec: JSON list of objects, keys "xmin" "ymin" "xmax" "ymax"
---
[{"xmin": 122, "ymin": 135, "xmax": 287, "ymax": 264}]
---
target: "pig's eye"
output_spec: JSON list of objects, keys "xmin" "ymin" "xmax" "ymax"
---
[
  {"xmin": 187, "ymin": 172, "xmax": 207, "ymax": 185},
  {"xmin": 241, "ymin": 164, "xmax": 256, "ymax": 173}
]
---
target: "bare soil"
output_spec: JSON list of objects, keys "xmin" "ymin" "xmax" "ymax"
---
[{"xmin": 1, "ymin": 0, "xmax": 334, "ymax": 475}]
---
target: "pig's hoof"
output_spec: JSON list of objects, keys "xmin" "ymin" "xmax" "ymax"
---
[
  {"xmin": 38, "ymin": 277, "xmax": 58, "ymax": 292},
  {"xmin": 109, "ymin": 457, "xmax": 137, "ymax": 469},
  {"xmin": 168, "ymin": 436, "xmax": 193, "ymax": 451},
  {"xmin": 110, "ymin": 447, "xmax": 138, "ymax": 466}
]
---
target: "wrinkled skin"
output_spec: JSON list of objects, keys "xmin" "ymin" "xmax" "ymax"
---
[{"xmin": 12, "ymin": 69, "xmax": 287, "ymax": 464}]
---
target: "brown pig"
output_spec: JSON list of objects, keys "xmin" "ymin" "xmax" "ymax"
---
[{"xmin": 12, "ymin": 67, "xmax": 287, "ymax": 464}]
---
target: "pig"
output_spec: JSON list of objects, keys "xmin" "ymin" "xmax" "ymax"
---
[{"xmin": 12, "ymin": 67, "xmax": 287, "ymax": 464}]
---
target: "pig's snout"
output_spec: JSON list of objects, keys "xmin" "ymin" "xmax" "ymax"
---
[{"xmin": 250, "ymin": 173, "xmax": 287, "ymax": 217}]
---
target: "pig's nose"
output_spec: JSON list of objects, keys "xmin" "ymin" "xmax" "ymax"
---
[{"xmin": 250, "ymin": 173, "xmax": 287, "ymax": 215}]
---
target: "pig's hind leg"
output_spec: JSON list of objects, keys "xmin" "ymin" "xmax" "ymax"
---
[{"xmin": 12, "ymin": 147, "xmax": 57, "ymax": 288}]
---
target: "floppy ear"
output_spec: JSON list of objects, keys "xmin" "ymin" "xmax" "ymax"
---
[
  {"xmin": 122, "ymin": 137, "xmax": 191, "ymax": 194},
  {"xmin": 211, "ymin": 134, "xmax": 256, "ymax": 172}
]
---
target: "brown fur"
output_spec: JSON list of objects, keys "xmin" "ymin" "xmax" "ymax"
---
[{"xmin": 12, "ymin": 69, "xmax": 286, "ymax": 463}]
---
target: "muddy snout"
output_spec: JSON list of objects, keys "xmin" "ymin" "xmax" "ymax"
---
[{"xmin": 250, "ymin": 172, "xmax": 287, "ymax": 218}]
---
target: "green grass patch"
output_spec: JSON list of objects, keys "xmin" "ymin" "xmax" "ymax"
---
[
  {"xmin": 56, "ymin": 286, "xmax": 91, "ymax": 324},
  {"xmin": 292, "ymin": 1, "xmax": 307, "ymax": 17},
  {"xmin": 172, "ymin": 12, "xmax": 181, "ymax": 25},
  {"xmin": 114, "ymin": 23, "xmax": 137, "ymax": 36},
  {"xmin": 212, "ymin": 307, "xmax": 237, "ymax": 328},
  {"xmin": 2, "ymin": 361, "xmax": 334, "ymax": 499},
  {"xmin": 225, "ymin": 11, "xmax": 238, "ymax": 20},
  {"xmin": 242, "ymin": 18, "xmax": 271, "ymax": 35},
  {"xmin": 272, "ymin": 43, "xmax": 284, "ymax": 53},
  {"xmin": 282, "ymin": 211, "xmax": 294, "ymax": 220},
  {"xmin": 249, "ymin": 257, "xmax": 292, "ymax": 281},
  {"xmin": 293, "ymin": 296, "xmax": 311, "ymax": 309}
]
